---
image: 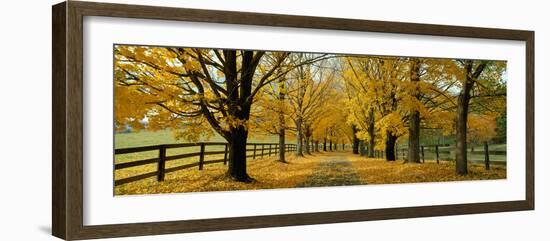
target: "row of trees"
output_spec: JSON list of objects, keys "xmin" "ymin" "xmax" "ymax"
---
[
  {"xmin": 254, "ymin": 55, "xmax": 352, "ymax": 160},
  {"xmin": 341, "ymin": 56, "xmax": 506, "ymax": 175},
  {"xmin": 114, "ymin": 46, "xmax": 506, "ymax": 181}
]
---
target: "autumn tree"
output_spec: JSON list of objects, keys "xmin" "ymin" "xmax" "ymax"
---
[
  {"xmin": 251, "ymin": 68, "xmax": 295, "ymax": 163},
  {"xmin": 114, "ymin": 46, "xmax": 307, "ymax": 182},
  {"xmin": 341, "ymin": 57, "xmax": 378, "ymax": 158},
  {"xmin": 277, "ymin": 76, "xmax": 288, "ymax": 162},
  {"xmin": 452, "ymin": 59, "xmax": 506, "ymax": 175},
  {"xmin": 402, "ymin": 58, "xmax": 461, "ymax": 163},
  {"xmin": 286, "ymin": 55, "xmax": 336, "ymax": 156},
  {"xmin": 343, "ymin": 57, "xmax": 412, "ymax": 161}
]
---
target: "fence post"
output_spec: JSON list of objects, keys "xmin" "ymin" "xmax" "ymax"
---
[
  {"xmin": 268, "ymin": 144, "xmax": 272, "ymax": 156},
  {"xmin": 261, "ymin": 144, "xmax": 265, "ymax": 157},
  {"xmin": 435, "ymin": 145, "xmax": 439, "ymax": 164},
  {"xmin": 198, "ymin": 143, "xmax": 205, "ymax": 170},
  {"xmin": 253, "ymin": 144, "xmax": 257, "ymax": 159},
  {"xmin": 158, "ymin": 145, "xmax": 166, "ymax": 181},
  {"xmin": 421, "ymin": 146, "xmax": 425, "ymax": 163},
  {"xmin": 484, "ymin": 142, "xmax": 490, "ymax": 170},
  {"xmin": 223, "ymin": 143, "xmax": 228, "ymax": 165}
]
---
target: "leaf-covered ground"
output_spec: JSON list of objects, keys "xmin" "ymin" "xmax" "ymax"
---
[
  {"xmin": 115, "ymin": 151, "xmax": 506, "ymax": 195},
  {"xmin": 115, "ymin": 154, "xmax": 319, "ymax": 195},
  {"xmin": 347, "ymin": 155, "xmax": 506, "ymax": 184},
  {"xmin": 297, "ymin": 157, "xmax": 362, "ymax": 187}
]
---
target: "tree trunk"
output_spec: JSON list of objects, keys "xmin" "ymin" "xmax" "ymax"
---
[
  {"xmin": 295, "ymin": 118, "xmax": 304, "ymax": 156},
  {"xmin": 329, "ymin": 140, "xmax": 333, "ymax": 151},
  {"xmin": 323, "ymin": 138, "xmax": 327, "ymax": 151},
  {"xmin": 385, "ymin": 131, "xmax": 398, "ymax": 161},
  {"xmin": 407, "ymin": 58, "xmax": 421, "ymax": 163},
  {"xmin": 455, "ymin": 60, "xmax": 487, "ymax": 175},
  {"xmin": 368, "ymin": 138, "xmax": 375, "ymax": 158},
  {"xmin": 455, "ymin": 91, "xmax": 470, "ymax": 175},
  {"xmin": 277, "ymin": 77, "xmax": 286, "ymax": 163},
  {"xmin": 227, "ymin": 127, "xmax": 251, "ymax": 181},
  {"xmin": 278, "ymin": 127, "xmax": 286, "ymax": 163},
  {"xmin": 407, "ymin": 110, "xmax": 421, "ymax": 163},
  {"xmin": 359, "ymin": 140, "xmax": 366, "ymax": 156},
  {"xmin": 222, "ymin": 50, "xmax": 257, "ymax": 182},
  {"xmin": 304, "ymin": 134, "xmax": 311, "ymax": 155},
  {"xmin": 352, "ymin": 125, "xmax": 360, "ymax": 154},
  {"xmin": 367, "ymin": 109, "xmax": 375, "ymax": 158},
  {"xmin": 315, "ymin": 140, "xmax": 319, "ymax": 152}
]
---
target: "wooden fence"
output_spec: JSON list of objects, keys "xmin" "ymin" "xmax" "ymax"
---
[
  {"xmin": 115, "ymin": 142, "xmax": 296, "ymax": 186},
  {"xmin": 396, "ymin": 143, "xmax": 506, "ymax": 168},
  {"xmin": 397, "ymin": 144, "xmax": 451, "ymax": 163}
]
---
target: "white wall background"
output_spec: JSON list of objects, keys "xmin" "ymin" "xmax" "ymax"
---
[{"xmin": 0, "ymin": 0, "xmax": 547, "ymax": 240}]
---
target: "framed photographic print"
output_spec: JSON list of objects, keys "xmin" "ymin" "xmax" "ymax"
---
[{"xmin": 52, "ymin": 1, "xmax": 534, "ymax": 240}]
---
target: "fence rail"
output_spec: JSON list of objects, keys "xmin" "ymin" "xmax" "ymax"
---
[
  {"xmin": 115, "ymin": 142, "xmax": 297, "ymax": 186},
  {"xmin": 396, "ymin": 143, "xmax": 506, "ymax": 168}
]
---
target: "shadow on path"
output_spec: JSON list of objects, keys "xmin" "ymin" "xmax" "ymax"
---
[{"xmin": 297, "ymin": 153, "xmax": 364, "ymax": 187}]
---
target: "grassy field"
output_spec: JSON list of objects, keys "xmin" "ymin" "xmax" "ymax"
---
[
  {"xmin": 115, "ymin": 129, "xmax": 283, "ymax": 148},
  {"xmin": 114, "ymin": 130, "xmax": 288, "ymax": 191}
]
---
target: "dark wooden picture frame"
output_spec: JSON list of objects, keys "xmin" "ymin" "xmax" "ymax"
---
[{"xmin": 52, "ymin": 1, "xmax": 534, "ymax": 240}]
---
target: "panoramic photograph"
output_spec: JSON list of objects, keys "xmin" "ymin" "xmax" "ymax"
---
[{"xmin": 113, "ymin": 45, "xmax": 507, "ymax": 196}]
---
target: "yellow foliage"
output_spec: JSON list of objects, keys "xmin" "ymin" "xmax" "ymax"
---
[
  {"xmin": 467, "ymin": 113, "xmax": 498, "ymax": 142},
  {"xmin": 114, "ymin": 44, "xmax": 507, "ymax": 151}
]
